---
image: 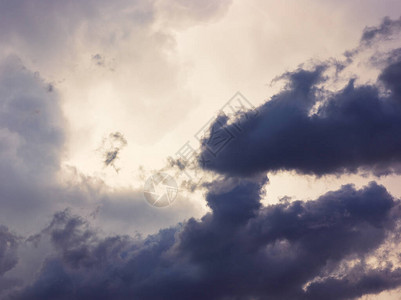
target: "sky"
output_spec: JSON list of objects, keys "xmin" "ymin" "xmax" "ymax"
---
[{"xmin": 1, "ymin": 1, "xmax": 401, "ymax": 299}]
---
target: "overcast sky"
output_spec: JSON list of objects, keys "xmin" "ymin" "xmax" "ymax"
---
[{"xmin": 1, "ymin": 1, "xmax": 401, "ymax": 299}]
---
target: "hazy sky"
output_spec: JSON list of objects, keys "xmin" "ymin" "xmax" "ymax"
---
[{"xmin": 1, "ymin": 1, "xmax": 401, "ymax": 299}]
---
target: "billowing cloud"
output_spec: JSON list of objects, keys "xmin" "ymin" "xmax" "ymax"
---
[
  {"xmin": 197, "ymin": 25, "xmax": 401, "ymax": 177},
  {"xmin": 7, "ymin": 180, "xmax": 401, "ymax": 300}
]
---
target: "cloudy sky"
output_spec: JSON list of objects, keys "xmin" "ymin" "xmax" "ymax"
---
[{"xmin": 1, "ymin": 1, "xmax": 401, "ymax": 299}]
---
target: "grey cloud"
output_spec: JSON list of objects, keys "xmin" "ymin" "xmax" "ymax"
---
[
  {"xmin": 0, "ymin": 226, "xmax": 21, "ymax": 296},
  {"xmin": 0, "ymin": 227, "xmax": 19, "ymax": 277},
  {"xmin": 361, "ymin": 16, "xmax": 401, "ymax": 44},
  {"xmin": 157, "ymin": 0, "xmax": 233, "ymax": 28},
  {"xmin": 8, "ymin": 180, "xmax": 401, "ymax": 300},
  {"xmin": 0, "ymin": 0, "xmax": 232, "ymax": 63},
  {"xmin": 0, "ymin": 56, "xmax": 67, "ymax": 231},
  {"xmin": 0, "ymin": 0, "xmax": 154, "ymax": 60},
  {"xmin": 0, "ymin": 56, "xmax": 65, "ymax": 179}
]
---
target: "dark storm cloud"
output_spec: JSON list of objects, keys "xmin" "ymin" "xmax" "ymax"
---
[
  {"xmin": 9, "ymin": 180, "xmax": 401, "ymax": 300},
  {"xmin": 198, "ymin": 53, "xmax": 401, "ymax": 177},
  {"xmin": 379, "ymin": 58, "xmax": 401, "ymax": 101},
  {"xmin": 193, "ymin": 16, "xmax": 401, "ymax": 178}
]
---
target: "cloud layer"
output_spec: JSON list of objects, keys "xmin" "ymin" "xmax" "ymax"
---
[{"xmin": 0, "ymin": 8, "xmax": 401, "ymax": 300}]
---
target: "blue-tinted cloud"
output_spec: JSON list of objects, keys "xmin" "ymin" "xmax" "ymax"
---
[
  {"xmin": 198, "ymin": 50, "xmax": 401, "ymax": 177},
  {"xmin": 8, "ymin": 181, "xmax": 401, "ymax": 300}
]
